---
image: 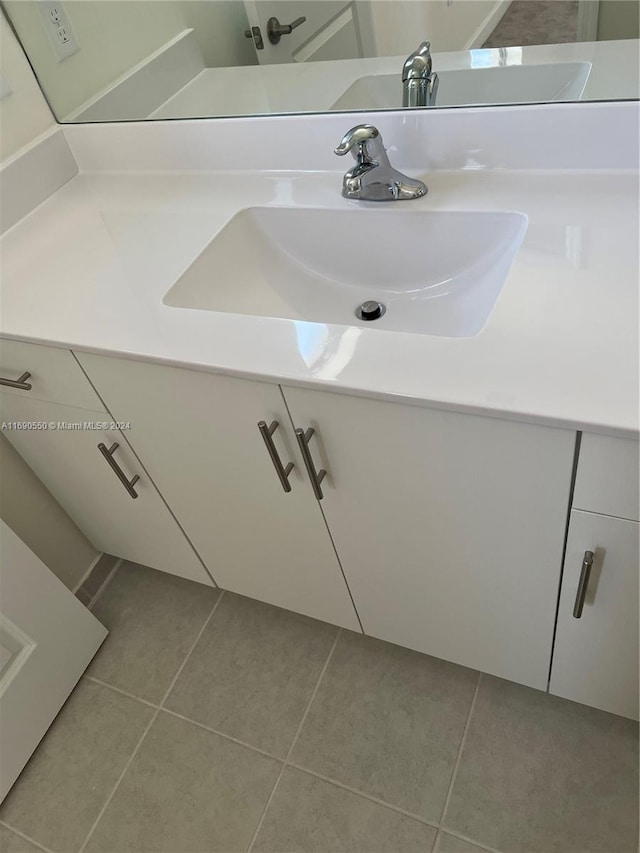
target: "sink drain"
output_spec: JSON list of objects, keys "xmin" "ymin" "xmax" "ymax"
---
[{"xmin": 356, "ymin": 300, "xmax": 386, "ymax": 321}]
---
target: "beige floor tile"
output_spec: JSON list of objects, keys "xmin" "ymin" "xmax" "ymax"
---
[
  {"xmin": 165, "ymin": 593, "xmax": 338, "ymax": 756},
  {"xmin": 292, "ymin": 631, "xmax": 478, "ymax": 822},
  {"xmin": 445, "ymin": 676, "xmax": 639, "ymax": 853},
  {"xmin": 84, "ymin": 711, "xmax": 280, "ymax": 853},
  {"xmin": 437, "ymin": 831, "xmax": 494, "ymax": 853},
  {"xmin": 0, "ymin": 825, "xmax": 46, "ymax": 853},
  {"xmin": 88, "ymin": 561, "xmax": 219, "ymax": 703},
  {"xmin": 253, "ymin": 767, "xmax": 437, "ymax": 853},
  {"xmin": 0, "ymin": 680, "xmax": 153, "ymax": 853}
]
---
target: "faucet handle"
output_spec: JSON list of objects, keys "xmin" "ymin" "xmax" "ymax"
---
[
  {"xmin": 334, "ymin": 125, "xmax": 384, "ymax": 164},
  {"xmin": 334, "ymin": 124, "xmax": 379, "ymax": 156}
]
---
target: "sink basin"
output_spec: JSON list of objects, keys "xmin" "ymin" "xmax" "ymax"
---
[
  {"xmin": 163, "ymin": 207, "xmax": 528, "ymax": 337},
  {"xmin": 331, "ymin": 62, "xmax": 591, "ymax": 110}
]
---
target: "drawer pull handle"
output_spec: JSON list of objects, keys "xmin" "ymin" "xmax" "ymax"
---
[
  {"xmin": 573, "ymin": 550, "xmax": 594, "ymax": 618},
  {"xmin": 98, "ymin": 442, "xmax": 140, "ymax": 499},
  {"xmin": 258, "ymin": 420, "xmax": 294, "ymax": 493},
  {"xmin": 295, "ymin": 427, "xmax": 326, "ymax": 501},
  {"xmin": 0, "ymin": 371, "xmax": 32, "ymax": 391}
]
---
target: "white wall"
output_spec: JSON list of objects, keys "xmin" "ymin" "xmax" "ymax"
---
[
  {"xmin": 369, "ymin": 0, "xmax": 501, "ymax": 56},
  {"xmin": 3, "ymin": 1, "xmax": 256, "ymax": 120},
  {"xmin": 0, "ymin": 13, "xmax": 55, "ymax": 160},
  {"xmin": 597, "ymin": 0, "xmax": 640, "ymax": 40},
  {"xmin": 0, "ymin": 17, "xmax": 99, "ymax": 589},
  {"xmin": 0, "ymin": 435, "xmax": 99, "ymax": 591}
]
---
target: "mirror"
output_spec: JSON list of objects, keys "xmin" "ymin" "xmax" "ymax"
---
[{"xmin": 3, "ymin": 0, "xmax": 638, "ymax": 122}]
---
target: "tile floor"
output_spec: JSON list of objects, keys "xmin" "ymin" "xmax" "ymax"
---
[{"xmin": 0, "ymin": 562, "xmax": 637, "ymax": 853}]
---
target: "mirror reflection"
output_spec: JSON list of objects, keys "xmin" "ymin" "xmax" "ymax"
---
[{"xmin": 3, "ymin": 0, "xmax": 638, "ymax": 122}]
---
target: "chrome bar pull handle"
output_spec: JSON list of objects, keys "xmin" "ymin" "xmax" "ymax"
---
[
  {"xmin": 0, "ymin": 371, "xmax": 32, "ymax": 390},
  {"xmin": 295, "ymin": 427, "xmax": 326, "ymax": 501},
  {"xmin": 98, "ymin": 442, "xmax": 140, "ymax": 499},
  {"xmin": 573, "ymin": 550, "xmax": 594, "ymax": 618},
  {"xmin": 258, "ymin": 420, "xmax": 294, "ymax": 493}
]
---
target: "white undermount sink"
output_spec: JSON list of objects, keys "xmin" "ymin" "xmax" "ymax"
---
[
  {"xmin": 163, "ymin": 207, "xmax": 528, "ymax": 337},
  {"xmin": 331, "ymin": 62, "xmax": 592, "ymax": 111}
]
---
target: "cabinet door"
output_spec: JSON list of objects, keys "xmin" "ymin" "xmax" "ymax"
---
[
  {"xmin": 550, "ymin": 510, "xmax": 639, "ymax": 720},
  {"xmin": 0, "ymin": 395, "xmax": 212, "ymax": 586},
  {"xmin": 76, "ymin": 354, "xmax": 360, "ymax": 631},
  {"xmin": 283, "ymin": 386, "xmax": 575, "ymax": 690}
]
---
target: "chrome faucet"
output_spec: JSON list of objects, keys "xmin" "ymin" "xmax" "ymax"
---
[
  {"xmin": 402, "ymin": 41, "xmax": 439, "ymax": 107},
  {"xmin": 334, "ymin": 125, "xmax": 427, "ymax": 201}
]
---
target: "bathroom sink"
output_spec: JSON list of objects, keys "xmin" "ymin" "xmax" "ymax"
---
[
  {"xmin": 331, "ymin": 62, "xmax": 591, "ymax": 110},
  {"xmin": 163, "ymin": 207, "xmax": 528, "ymax": 337}
]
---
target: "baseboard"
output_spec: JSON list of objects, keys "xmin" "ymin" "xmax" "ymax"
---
[
  {"xmin": 74, "ymin": 554, "xmax": 121, "ymax": 608},
  {"xmin": 465, "ymin": 0, "xmax": 513, "ymax": 50},
  {"xmin": 72, "ymin": 550, "xmax": 103, "ymax": 595}
]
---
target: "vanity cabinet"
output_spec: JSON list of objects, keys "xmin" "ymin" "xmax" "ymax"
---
[
  {"xmin": 77, "ymin": 352, "xmax": 576, "ymax": 689},
  {"xmin": 14, "ymin": 344, "xmax": 635, "ymax": 713},
  {"xmin": 549, "ymin": 435, "xmax": 639, "ymax": 720},
  {"xmin": 74, "ymin": 353, "xmax": 361, "ymax": 631},
  {"xmin": 0, "ymin": 341, "xmax": 211, "ymax": 586},
  {"xmin": 282, "ymin": 386, "xmax": 575, "ymax": 690}
]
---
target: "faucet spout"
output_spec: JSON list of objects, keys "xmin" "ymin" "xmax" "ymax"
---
[{"xmin": 402, "ymin": 41, "xmax": 439, "ymax": 108}]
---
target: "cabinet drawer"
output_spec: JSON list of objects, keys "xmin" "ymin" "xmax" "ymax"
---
[
  {"xmin": 574, "ymin": 433, "xmax": 639, "ymax": 521},
  {"xmin": 0, "ymin": 339, "xmax": 106, "ymax": 412}
]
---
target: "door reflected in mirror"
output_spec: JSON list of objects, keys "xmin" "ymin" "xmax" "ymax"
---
[{"xmin": 2, "ymin": 0, "xmax": 638, "ymax": 122}]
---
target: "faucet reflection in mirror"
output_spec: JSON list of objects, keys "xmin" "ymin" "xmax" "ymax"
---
[{"xmin": 402, "ymin": 41, "xmax": 440, "ymax": 107}]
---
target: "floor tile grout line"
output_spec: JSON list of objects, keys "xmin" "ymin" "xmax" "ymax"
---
[
  {"xmin": 77, "ymin": 590, "xmax": 227, "ymax": 853},
  {"xmin": 0, "ymin": 820, "xmax": 57, "ymax": 853},
  {"xmin": 159, "ymin": 589, "xmax": 226, "ymax": 707},
  {"xmin": 81, "ymin": 615, "xmax": 487, "ymax": 852},
  {"xmin": 285, "ymin": 763, "xmax": 440, "ymax": 831},
  {"xmin": 85, "ymin": 669, "xmax": 460, "ymax": 833},
  {"xmin": 85, "ymin": 585, "xmax": 225, "ymax": 709},
  {"xmin": 245, "ymin": 627, "xmax": 342, "ymax": 853},
  {"xmin": 84, "ymin": 676, "xmax": 159, "ymax": 709},
  {"xmin": 159, "ymin": 708, "xmax": 284, "ymax": 763},
  {"xmin": 84, "ymin": 675, "xmax": 289, "ymax": 763},
  {"xmin": 438, "ymin": 828, "xmax": 505, "ymax": 853},
  {"xmin": 77, "ymin": 707, "xmax": 160, "ymax": 853},
  {"xmin": 282, "ymin": 627, "xmax": 342, "ymax": 764},
  {"xmin": 431, "ymin": 672, "xmax": 483, "ymax": 853}
]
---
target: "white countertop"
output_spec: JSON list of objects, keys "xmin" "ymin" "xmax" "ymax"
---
[
  {"xmin": 1, "ymin": 164, "xmax": 638, "ymax": 437},
  {"xmin": 150, "ymin": 40, "xmax": 640, "ymax": 119}
]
